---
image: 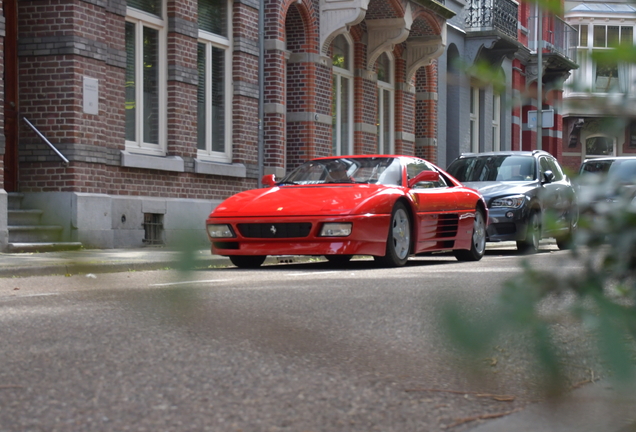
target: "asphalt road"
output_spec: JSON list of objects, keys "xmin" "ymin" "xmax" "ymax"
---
[{"xmin": 0, "ymin": 249, "xmax": 604, "ymax": 432}]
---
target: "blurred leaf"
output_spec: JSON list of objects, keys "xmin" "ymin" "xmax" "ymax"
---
[
  {"xmin": 532, "ymin": 0, "xmax": 564, "ymax": 15},
  {"xmin": 532, "ymin": 321, "xmax": 564, "ymax": 394},
  {"xmin": 594, "ymin": 293, "xmax": 635, "ymax": 382},
  {"xmin": 462, "ymin": 60, "xmax": 507, "ymax": 93},
  {"xmin": 441, "ymin": 298, "xmax": 498, "ymax": 356},
  {"xmin": 592, "ymin": 44, "xmax": 636, "ymax": 64}
]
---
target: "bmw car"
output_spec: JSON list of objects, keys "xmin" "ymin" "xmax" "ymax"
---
[
  {"xmin": 206, "ymin": 155, "xmax": 488, "ymax": 268},
  {"xmin": 446, "ymin": 150, "xmax": 577, "ymax": 253}
]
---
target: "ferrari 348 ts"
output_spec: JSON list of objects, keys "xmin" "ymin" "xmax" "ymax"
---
[{"xmin": 206, "ymin": 155, "xmax": 488, "ymax": 268}]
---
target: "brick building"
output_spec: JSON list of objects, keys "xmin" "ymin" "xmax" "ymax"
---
[
  {"xmin": 0, "ymin": 0, "xmax": 457, "ymax": 250},
  {"xmin": 1, "ymin": 0, "xmax": 586, "ymax": 252}
]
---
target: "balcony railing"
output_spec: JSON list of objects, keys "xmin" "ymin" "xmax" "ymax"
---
[
  {"xmin": 465, "ymin": 0, "xmax": 518, "ymax": 40},
  {"xmin": 528, "ymin": 15, "xmax": 577, "ymax": 63}
]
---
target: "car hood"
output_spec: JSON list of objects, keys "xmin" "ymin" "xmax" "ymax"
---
[
  {"xmin": 211, "ymin": 185, "xmax": 391, "ymax": 217},
  {"xmin": 462, "ymin": 181, "xmax": 538, "ymax": 199}
]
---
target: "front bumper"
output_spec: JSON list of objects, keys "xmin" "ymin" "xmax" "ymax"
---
[
  {"xmin": 207, "ymin": 214, "xmax": 391, "ymax": 257},
  {"xmin": 485, "ymin": 206, "xmax": 530, "ymax": 242}
]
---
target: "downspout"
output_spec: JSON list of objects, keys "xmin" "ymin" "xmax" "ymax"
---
[
  {"xmin": 257, "ymin": 0, "xmax": 265, "ymax": 186},
  {"xmin": 537, "ymin": 6, "xmax": 543, "ymax": 151}
]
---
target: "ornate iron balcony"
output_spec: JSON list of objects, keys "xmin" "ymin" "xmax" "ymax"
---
[
  {"xmin": 465, "ymin": 0, "xmax": 518, "ymax": 40},
  {"xmin": 528, "ymin": 15, "xmax": 577, "ymax": 63}
]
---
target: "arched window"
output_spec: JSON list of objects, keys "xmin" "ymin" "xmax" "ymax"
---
[
  {"xmin": 376, "ymin": 53, "xmax": 394, "ymax": 154},
  {"xmin": 332, "ymin": 35, "xmax": 353, "ymax": 155}
]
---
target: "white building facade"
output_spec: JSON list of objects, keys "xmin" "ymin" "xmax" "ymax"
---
[{"xmin": 562, "ymin": 1, "xmax": 636, "ymax": 168}]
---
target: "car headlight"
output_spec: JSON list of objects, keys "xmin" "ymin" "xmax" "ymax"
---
[
  {"xmin": 491, "ymin": 195, "xmax": 526, "ymax": 209},
  {"xmin": 319, "ymin": 222, "xmax": 352, "ymax": 237},
  {"xmin": 207, "ymin": 224, "xmax": 235, "ymax": 238}
]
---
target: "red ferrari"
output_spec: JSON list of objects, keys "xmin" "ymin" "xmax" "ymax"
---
[{"xmin": 206, "ymin": 155, "xmax": 488, "ymax": 268}]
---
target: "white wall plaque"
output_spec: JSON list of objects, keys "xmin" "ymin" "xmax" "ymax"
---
[
  {"xmin": 527, "ymin": 109, "xmax": 554, "ymax": 129},
  {"xmin": 83, "ymin": 76, "xmax": 99, "ymax": 115}
]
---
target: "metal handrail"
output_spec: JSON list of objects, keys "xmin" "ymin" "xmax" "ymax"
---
[{"xmin": 22, "ymin": 117, "xmax": 69, "ymax": 166}]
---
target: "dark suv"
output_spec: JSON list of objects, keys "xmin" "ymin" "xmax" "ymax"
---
[{"xmin": 446, "ymin": 150, "xmax": 578, "ymax": 253}]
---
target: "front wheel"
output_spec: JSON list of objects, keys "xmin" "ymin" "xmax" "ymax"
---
[
  {"xmin": 374, "ymin": 202, "xmax": 411, "ymax": 267},
  {"xmin": 517, "ymin": 211, "xmax": 540, "ymax": 254},
  {"xmin": 454, "ymin": 208, "xmax": 486, "ymax": 261},
  {"xmin": 556, "ymin": 206, "xmax": 578, "ymax": 250},
  {"xmin": 229, "ymin": 255, "xmax": 266, "ymax": 268}
]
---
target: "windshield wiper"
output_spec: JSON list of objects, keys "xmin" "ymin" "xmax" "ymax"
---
[
  {"xmin": 325, "ymin": 179, "xmax": 354, "ymax": 184},
  {"xmin": 276, "ymin": 180, "xmax": 298, "ymax": 185}
]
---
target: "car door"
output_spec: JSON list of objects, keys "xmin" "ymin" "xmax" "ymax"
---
[
  {"xmin": 539, "ymin": 156, "xmax": 570, "ymax": 235},
  {"xmin": 406, "ymin": 159, "xmax": 459, "ymax": 251}
]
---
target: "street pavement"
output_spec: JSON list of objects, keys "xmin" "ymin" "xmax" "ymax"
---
[{"xmin": 0, "ymin": 242, "xmax": 635, "ymax": 432}]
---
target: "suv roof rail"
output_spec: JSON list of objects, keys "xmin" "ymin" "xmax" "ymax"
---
[{"xmin": 531, "ymin": 149, "xmax": 550, "ymax": 156}]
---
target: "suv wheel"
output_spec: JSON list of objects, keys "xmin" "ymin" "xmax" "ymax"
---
[{"xmin": 517, "ymin": 211, "xmax": 540, "ymax": 254}]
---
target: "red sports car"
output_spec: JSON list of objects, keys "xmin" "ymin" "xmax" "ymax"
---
[{"xmin": 206, "ymin": 155, "xmax": 488, "ymax": 268}]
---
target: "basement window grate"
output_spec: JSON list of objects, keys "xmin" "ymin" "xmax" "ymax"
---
[{"xmin": 143, "ymin": 213, "xmax": 164, "ymax": 245}]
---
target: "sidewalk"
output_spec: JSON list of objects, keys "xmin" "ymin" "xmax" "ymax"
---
[
  {"xmin": 467, "ymin": 379, "xmax": 636, "ymax": 432},
  {"xmin": 0, "ymin": 247, "xmax": 234, "ymax": 278}
]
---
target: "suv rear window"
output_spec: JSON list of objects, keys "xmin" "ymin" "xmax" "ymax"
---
[{"xmin": 581, "ymin": 158, "xmax": 636, "ymax": 183}]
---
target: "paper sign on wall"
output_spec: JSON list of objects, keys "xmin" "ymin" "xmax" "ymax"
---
[{"xmin": 83, "ymin": 76, "xmax": 99, "ymax": 115}]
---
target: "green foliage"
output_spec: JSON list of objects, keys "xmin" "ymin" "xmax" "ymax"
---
[
  {"xmin": 441, "ymin": 4, "xmax": 636, "ymax": 393},
  {"xmin": 442, "ymin": 184, "xmax": 636, "ymax": 392},
  {"xmin": 592, "ymin": 43, "xmax": 636, "ymax": 65},
  {"xmin": 532, "ymin": 0, "xmax": 564, "ymax": 16}
]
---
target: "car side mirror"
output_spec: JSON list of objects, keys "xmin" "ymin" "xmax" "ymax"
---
[
  {"xmin": 542, "ymin": 170, "xmax": 555, "ymax": 184},
  {"xmin": 262, "ymin": 174, "xmax": 277, "ymax": 187},
  {"xmin": 409, "ymin": 170, "xmax": 440, "ymax": 188}
]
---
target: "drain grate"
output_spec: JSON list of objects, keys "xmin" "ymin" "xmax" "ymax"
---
[{"xmin": 143, "ymin": 213, "xmax": 164, "ymax": 245}]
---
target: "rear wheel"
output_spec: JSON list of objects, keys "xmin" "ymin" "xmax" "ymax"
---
[
  {"xmin": 517, "ymin": 211, "xmax": 540, "ymax": 254},
  {"xmin": 454, "ymin": 208, "xmax": 486, "ymax": 261},
  {"xmin": 325, "ymin": 255, "xmax": 353, "ymax": 266},
  {"xmin": 374, "ymin": 202, "xmax": 411, "ymax": 267},
  {"xmin": 229, "ymin": 255, "xmax": 266, "ymax": 268}
]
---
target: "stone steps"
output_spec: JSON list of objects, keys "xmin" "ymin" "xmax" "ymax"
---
[{"xmin": 6, "ymin": 192, "xmax": 83, "ymax": 253}]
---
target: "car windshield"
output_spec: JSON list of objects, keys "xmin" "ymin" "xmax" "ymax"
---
[
  {"xmin": 278, "ymin": 157, "xmax": 403, "ymax": 186},
  {"xmin": 580, "ymin": 159, "xmax": 636, "ymax": 184},
  {"xmin": 447, "ymin": 155, "xmax": 536, "ymax": 182}
]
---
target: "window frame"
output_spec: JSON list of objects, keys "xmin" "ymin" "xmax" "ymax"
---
[
  {"xmin": 332, "ymin": 34, "xmax": 354, "ymax": 156},
  {"xmin": 376, "ymin": 52, "xmax": 395, "ymax": 155},
  {"xmin": 470, "ymin": 86, "xmax": 480, "ymax": 153},
  {"xmin": 492, "ymin": 91, "xmax": 501, "ymax": 151},
  {"xmin": 125, "ymin": 4, "xmax": 167, "ymax": 156},
  {"xmin": 592, "ymin": 54, "xmax": 620, "ymax": 93},
  {"xmin": 197, "ymin": 0, "xmax": 233, "ymax": 163},
  {"xmin": 585, "ymin": 135, "xmax": 616, "ymax": 158}
]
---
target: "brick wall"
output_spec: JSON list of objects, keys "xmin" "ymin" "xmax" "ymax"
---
[
  {"xmin": 11, "ymin": 0, "xmax": 445, "ymax": 200},
  {"xmin": 14, "ymin": 0, "xmax": 261, "ymax": 200}
]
